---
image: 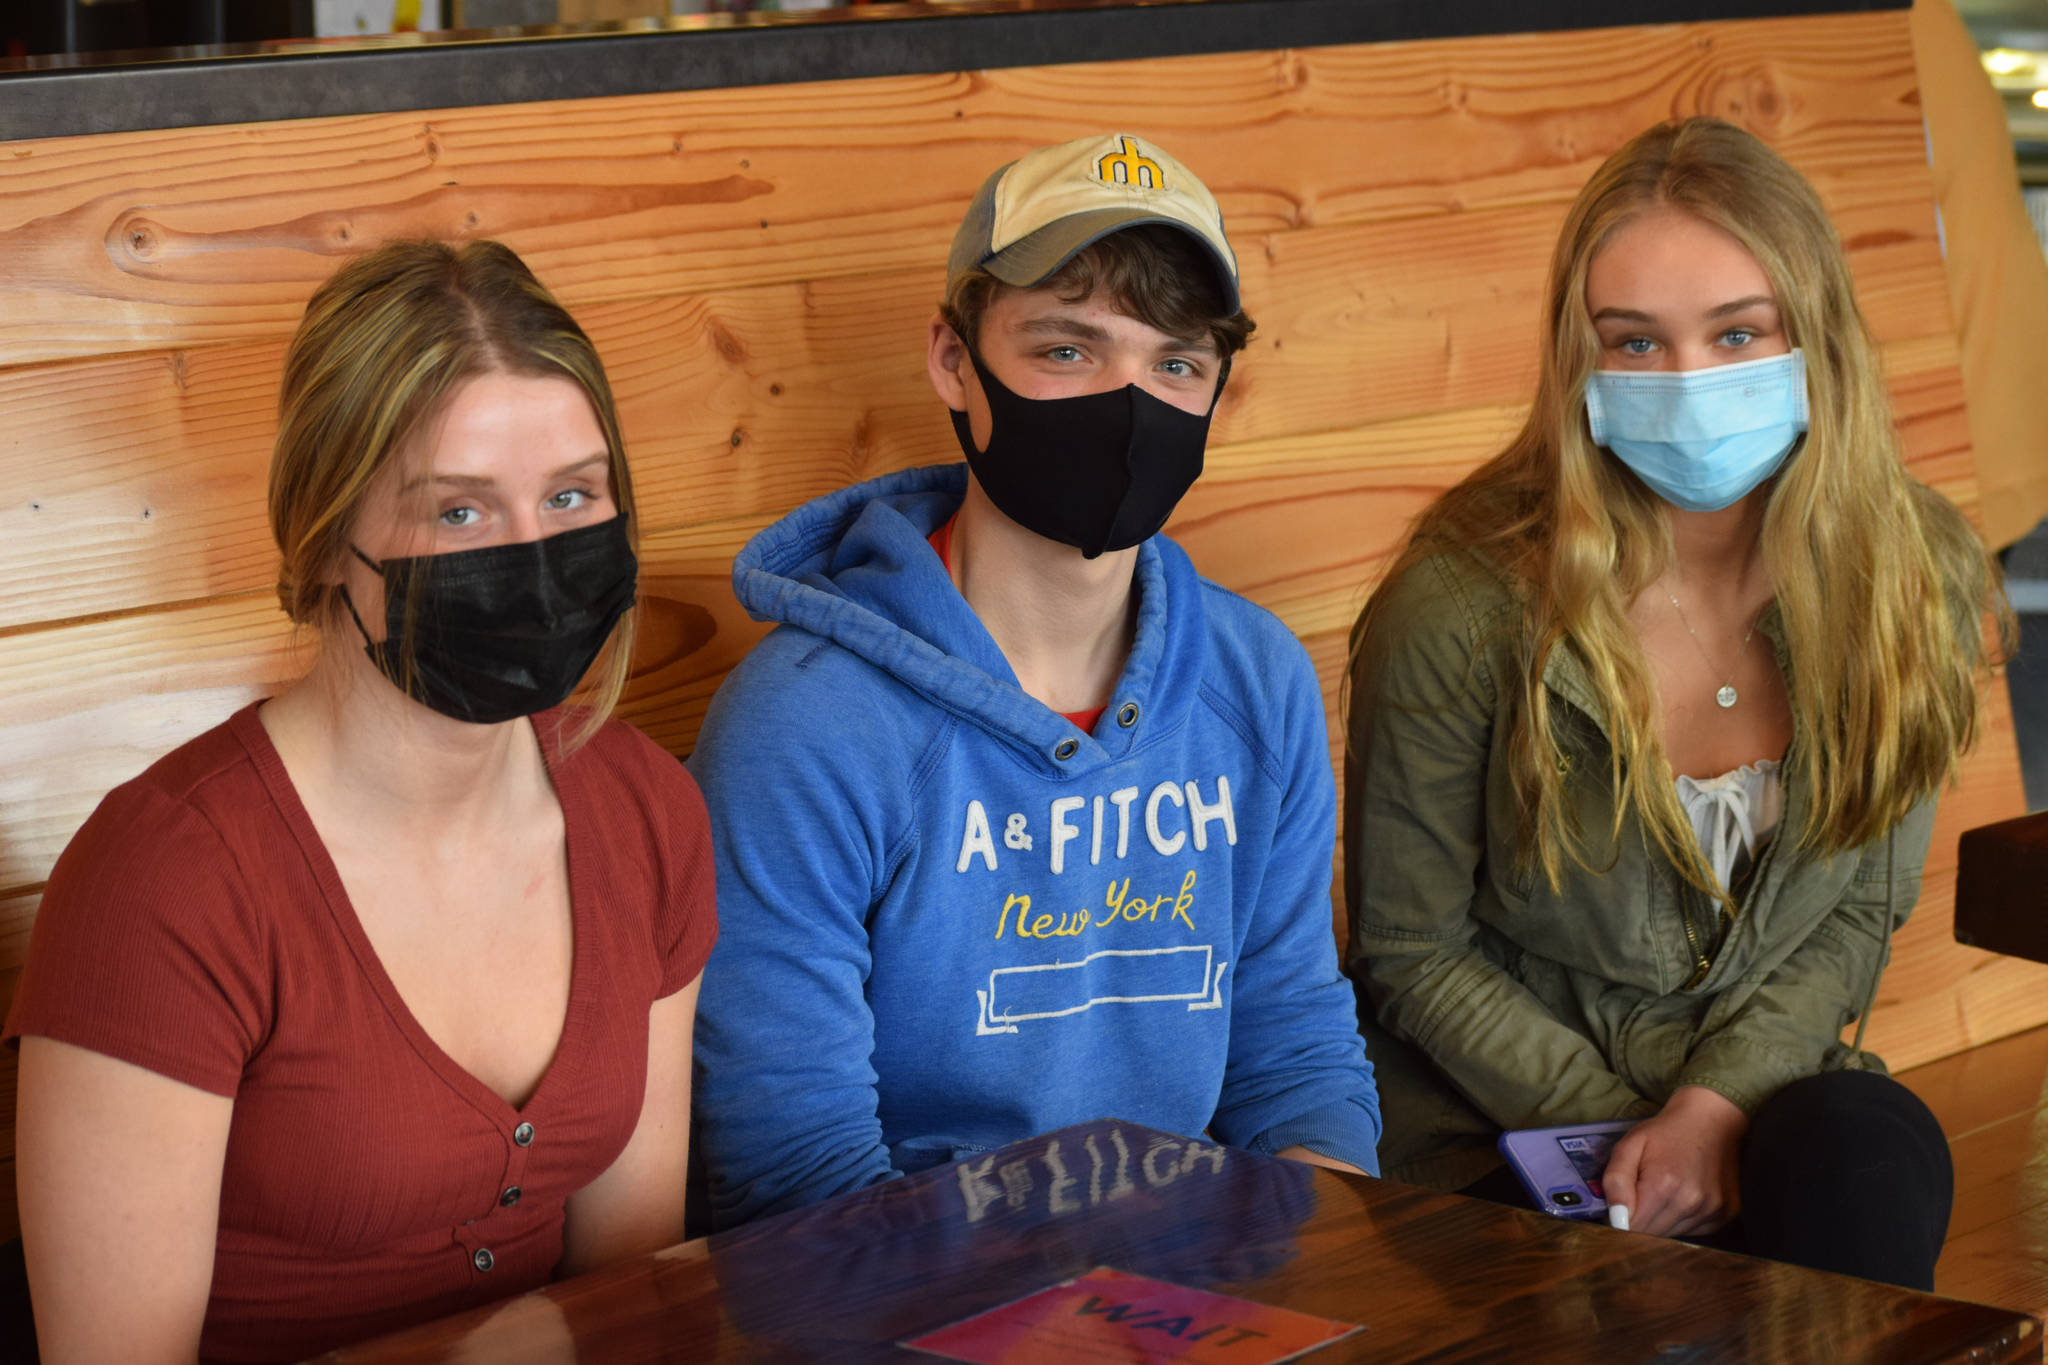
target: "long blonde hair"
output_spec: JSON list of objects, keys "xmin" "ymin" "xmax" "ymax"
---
[
  {"xmin": 269, "ymin": 239, "xmax": 638, "ymax": 748},
  {"xmin": 1353, "ymin": 117, "xmax": 2005, "ymax": 895}
]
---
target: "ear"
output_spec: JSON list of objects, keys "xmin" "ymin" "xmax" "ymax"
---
[{"xmin": 926, "ymin": 314, "xmax": 976, "ymax": 414}]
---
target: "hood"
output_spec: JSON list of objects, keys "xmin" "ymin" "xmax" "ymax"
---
[{"xmin": 730, "ymin": 463, "xmax": 1208, "ymax": 776}]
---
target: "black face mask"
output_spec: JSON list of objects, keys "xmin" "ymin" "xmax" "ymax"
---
[
  {"xmin": 949, "ymin": 347, "xmax": 1229, "ymax": 560},
  {"xmin": 340, "ymin": 515, "xmax": 638, "ymax": 725}
]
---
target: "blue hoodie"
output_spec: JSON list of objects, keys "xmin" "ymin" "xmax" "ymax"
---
[{"xmin": 690, "ymin": 463, "xmax": 1379, "ymax": 1228}]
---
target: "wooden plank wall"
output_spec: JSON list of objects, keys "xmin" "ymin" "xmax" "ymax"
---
[{"xmin": 3, "ymin": 10, "xmax": 2042, "ymax": 1245}]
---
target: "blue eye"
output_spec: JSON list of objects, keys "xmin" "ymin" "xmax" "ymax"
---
[
  {"xmin": 1160, "ymin": 358, "xmax": 1198, "ymax": 379},
  {"xmin": 1044, "ymin": 345, "xmax": 1083, "ymax": 363},
  {"xmin": 1721, "ymin": 328, "xmax": 1757, "ymax": 347},
  {"xmin": 1621, "ymin": 337, "xmax": 1657, "ymax": 356}
]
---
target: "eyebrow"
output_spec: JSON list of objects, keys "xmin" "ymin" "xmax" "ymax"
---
[
  {"xmin": 1591, "ymin": 295, "xmax": 1779, "ymax": 325},
  {"xmin": 1015, "ymin": 315, "xmax": 1113, "ymax": 343},
  {"xmin": 1012, "ymin": 313, "xmax": 1218, "ymax": 355},
  {"xmin": 1707, "ymin": 294, "xmax": 1778, "ymax": 319},
  {"xmin": 400, "ymin": 452, "xmax": 609, "ymax": 496}
]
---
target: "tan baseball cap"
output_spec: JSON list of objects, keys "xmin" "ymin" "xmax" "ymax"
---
[{"xmin": 946, "ymin": 132, "xmax": 1240, "ymax": 315}]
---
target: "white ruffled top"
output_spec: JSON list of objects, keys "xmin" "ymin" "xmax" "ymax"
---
[{"xmin": 1676, "ymin": 759, "xmax": 1783, "ymax": 893}]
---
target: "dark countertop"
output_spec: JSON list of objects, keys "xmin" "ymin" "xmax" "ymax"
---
[{"xmin": 0, "ymin": 0, "xmax": 1910, "ymax": 142}]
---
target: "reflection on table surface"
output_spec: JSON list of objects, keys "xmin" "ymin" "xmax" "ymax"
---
[{"xmin": 314, "ymin": 1117, "xmax": 2043, "ymax": 1364}]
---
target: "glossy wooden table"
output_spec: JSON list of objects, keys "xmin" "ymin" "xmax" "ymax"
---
[{"xmin": 314, "ymin": 1119, "xmax": 2042, "ymax": 1364}]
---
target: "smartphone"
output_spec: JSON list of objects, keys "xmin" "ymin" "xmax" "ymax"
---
[{"xmin": 1496, "ymin": 1119, "xmax": 1639, "ymax": 1221}]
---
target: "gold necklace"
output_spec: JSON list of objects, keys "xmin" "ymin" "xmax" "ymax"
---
[{"xmin": 1664, "ymin": 588, "xmax": 1760, "ymax": 709}]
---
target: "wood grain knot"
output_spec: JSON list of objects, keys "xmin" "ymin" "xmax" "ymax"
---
[
  {"xmin": 1707, "ymin": 70, "xmax": 1791, "ymax": 134},
  {"xmin": 629, "ymin": 596, "xmax": 718, "ymax": 670},
  {"xmin": 110, "ymin": 214, "xmax": 162, "ymax": 262},
  {"xmin": 707, "ymin": 319, "xmax": 749, "ymax": 366}
]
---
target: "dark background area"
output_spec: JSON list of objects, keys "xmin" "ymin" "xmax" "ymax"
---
[{"xmin": 3, "ymin": 1, "xmax": 311, "ymax": 58}]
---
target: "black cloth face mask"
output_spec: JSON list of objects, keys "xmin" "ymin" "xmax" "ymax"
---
[
  {"xmin": 340, "ymin": 514, "xmax": 638, "ymax": 725},
  {"xmin": 948, "ymin": 347, "xmax": 1230, "ymax": 560}
]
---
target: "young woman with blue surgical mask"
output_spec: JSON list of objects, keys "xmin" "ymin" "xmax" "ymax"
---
[{"xmin": 1344, "ymin": 117, "xmax": 2005, "ymax": 1288}]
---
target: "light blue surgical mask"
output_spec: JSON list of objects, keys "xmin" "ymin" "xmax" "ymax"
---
[{"xmin": 1584, "ymin": 349, "xmax": 1808, "ymax": 512}]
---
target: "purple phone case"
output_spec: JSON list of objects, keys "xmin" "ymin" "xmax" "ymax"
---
[{"xmin": 1496, "ymin": 1120, "xmax": 1639, "ymax": 1221}]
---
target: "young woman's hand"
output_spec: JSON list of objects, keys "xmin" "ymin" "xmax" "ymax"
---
[{"xmin": 1599, "ymin": 1085, "xmax": 1748, "ymax": 1237}]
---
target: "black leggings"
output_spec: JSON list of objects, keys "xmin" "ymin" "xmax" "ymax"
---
[{"xmin": 1461, "ymin": 1070, "xmax": 1953, "ymax": 1290}]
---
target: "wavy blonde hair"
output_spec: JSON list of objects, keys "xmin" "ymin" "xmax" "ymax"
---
[
  {"xmin": 1353, "ymin": 117, "xmax": 2005, "ymax": 896},
  {"xmin": 269, "ymin": 239, "xmax": 638, "ymax": 750}
]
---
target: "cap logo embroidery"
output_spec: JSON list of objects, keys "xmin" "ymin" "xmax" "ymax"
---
[{"xmin": 1097, "ymin": 137, "xmax": 1166, "ymax": 190}]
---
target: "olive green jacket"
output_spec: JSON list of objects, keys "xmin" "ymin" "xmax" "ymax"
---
[{"xmin": 1345, "ymin": 549, "xmax": 1933, "ymax": 1188}]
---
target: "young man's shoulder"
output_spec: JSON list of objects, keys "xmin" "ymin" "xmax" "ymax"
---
[
  {"xmin": 1189, "ymin": 570, "xmax": 1321, "ymax": 703},
  {"xmin": 691, "ymin": 622, "xmax": 949, "ymax": 781},
  {"xmin": 716, "ymin": 621, "xmax": 930, "ymax": 713}
]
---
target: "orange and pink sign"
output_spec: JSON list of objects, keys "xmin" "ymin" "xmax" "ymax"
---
[{"xmin": 905, "ymin": 1266, "xmax": 1362, "ymax": 1364}]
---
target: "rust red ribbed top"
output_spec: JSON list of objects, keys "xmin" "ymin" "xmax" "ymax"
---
[{"xmin": 6, "ymin": 704, "xmax": 716, "ymax": 1362}]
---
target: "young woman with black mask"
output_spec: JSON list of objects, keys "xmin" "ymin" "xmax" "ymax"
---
[{"xmin": 8, "ymin": 240, "xmax": 716, "ymax": 1364}]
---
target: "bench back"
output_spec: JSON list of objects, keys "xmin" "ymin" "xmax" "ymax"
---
[{"xmin": 2, "ymin": 7, "xmax": 2038, "ymax": 1243}]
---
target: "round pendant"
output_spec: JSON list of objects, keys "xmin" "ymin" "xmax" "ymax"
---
[{"xmin": 1716, "ymin": 685, "xmax": 1739, "ymax": 709}]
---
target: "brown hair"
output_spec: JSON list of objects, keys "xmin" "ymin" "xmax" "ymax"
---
[
  {"xmin": 268, "ymin": 238, "xmax": 638, "ymax": 746},
  {"xmin": 1352, "ymin": 117, "xmax": 2007, "ymax": 898},
  {"xmin": 942, "ymin": 224, "xmax": 1254, "ymax": 357}
]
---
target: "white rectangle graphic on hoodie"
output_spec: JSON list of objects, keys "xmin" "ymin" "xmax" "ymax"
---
[{"xmin": 977, "ymin": 946, "xmax": 1225, "ymax": 1033}]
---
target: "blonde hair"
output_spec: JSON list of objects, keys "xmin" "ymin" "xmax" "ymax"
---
[
  {"xmin": 268, "ymin": 239, "xmax": 637, "ymax": 748},
  {"xmin": 1353, "ymin": 117, "xmax": 2006, "ymax": 897}
]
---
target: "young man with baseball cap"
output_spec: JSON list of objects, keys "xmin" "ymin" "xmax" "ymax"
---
[{"xmin": 689, "ymin": 133, "xmax": 1380, "ymax": 1228}]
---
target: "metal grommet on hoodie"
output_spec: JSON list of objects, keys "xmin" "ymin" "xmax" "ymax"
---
[
  {"xmin": 1117, "ymin": 701, "xmax": 1140, "ymax": 728},
  {"xmin": 1053, "ymin": 738, "xmax": 1080, "ymax": 761}
]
